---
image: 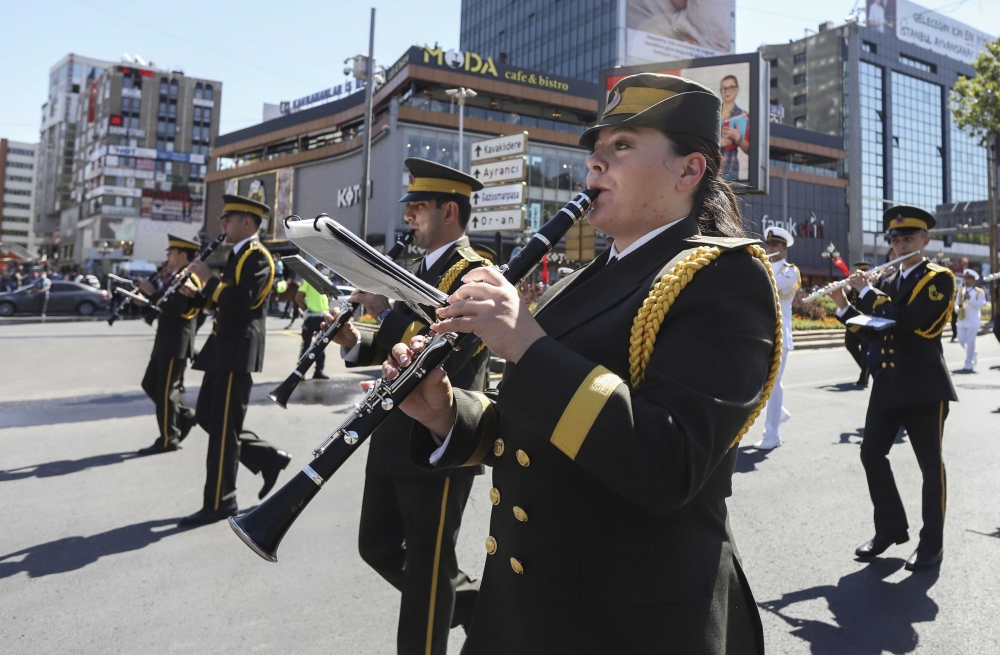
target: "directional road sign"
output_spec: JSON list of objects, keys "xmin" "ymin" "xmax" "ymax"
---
[
  {"xmin": 471, "ymin": 182, "xmax": 525, "ymax": 209},
  {"xmin": 470, "ymin": 157, "xmax": 526, "ymax": 185},
  {"xmin": 470, "ymin": 132, "xmax": 528, "ymax": 163},
  {"xmin": 468, "ymin": 208, "xmax": 525, "ymax": 233}
]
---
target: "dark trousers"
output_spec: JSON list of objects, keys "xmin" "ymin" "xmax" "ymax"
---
[
  {"xmin": 141, "ymin": 357, "xmax": 194, "ymax": 447},
  {"xmin": 300, "ymin": 315, "xmax": 326, "ymax": 373},
  {"xmin": 195, "ymin": 371, "xmax": 280, "ymax": 510},
  {"xmin": 844, "ymin": 330, "xmax": 869, "ymax": 382},
  {"xmin": 358, "ymin": 472, "xmax": 479, "ymax": 655},
  {"xmin": 861, "ymin": 401, "xmax": 949, "ymax": 554}
]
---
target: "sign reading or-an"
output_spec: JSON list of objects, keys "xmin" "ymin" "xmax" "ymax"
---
[
  {"xmin": 468, "ymin": 208, "xmax": 525, "ymax": 233},
  {"xmin": 471, "ymin": 182, "xmax": 525, "ymax": 209},
  {"xmin": 470, "ymin": 157, "xmax": 526, "ymax": 185},
  {"xmin": 471, "ymin": 133, "xmax": 528, "ymax": 163}
]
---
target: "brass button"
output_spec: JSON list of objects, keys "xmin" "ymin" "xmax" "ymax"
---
[
  {"xmin": 889, "ymin": 349, "xmax": 895, "ymax": 354},
  {"xmin": 492, "ymin": 438, "xmax": 505, "ymax": 457},
  {"xmin": 489, "ymin": 487, "xmax": 501, "ymax": 505},
  {"xmin": 890, "ymin": 363, "xmax": 895, "ymax": 368},
  {"xmin": 510, "ymin": 557, "xmax": 524, "ymax": 574},
  {"xmin": 485, "ymin": 536, "xmax": 497, "ymax": 555},
  {"xmin": 882, "ymin": 363, "xmax": 887, "ymax": 369},
  {"xmin": 513, "ymin": 506, "xmax": 528, "ymax": 522},
  {"xmin": 881, "ymin": 349, "xmax": 885, "ymax": 354},
  {"xmin": 516, "ymin": 449, "xmax": 530, "ymax": 467}
]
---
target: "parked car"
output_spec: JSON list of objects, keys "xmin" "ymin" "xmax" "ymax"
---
[
  {"xmin": 334, "ymin": 285, "xmax": 356, "ymax": 305},
  {"xmin": 0, "ymin": 281, "xmax": 111, "ymax": 317}
]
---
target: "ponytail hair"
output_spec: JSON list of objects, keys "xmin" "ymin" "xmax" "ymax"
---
[{"xmin": 663, "ymin": 132, "xmax": 746, "ymax": 238}]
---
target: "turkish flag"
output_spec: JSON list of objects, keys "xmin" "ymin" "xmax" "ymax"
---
[{"xmin": 832, "ymin": 257, "xmax": 850, "ymax": 277}]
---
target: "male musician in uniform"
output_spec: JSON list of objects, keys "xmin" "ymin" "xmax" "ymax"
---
[
  {"xmin": 843, "ymin": 261, "xmax": 872, "ymax": 388},
  {"xmin": 755, "ymin": 226, "xmax": 798, "ymax": 450},
  {"xmin": 136, "ymin": 235, "xmax": 202, "ymax": 455},
  {"xmin": 832, "ymin": 206, "xmax": 956, "ymax": 571},
  {"xmin": 294, "ymin": 264, "xmax": 331, "ymax": 380},
  {"xmin": 327, "ymin": 159, "xmax": 490, "ymax": 654},
  {"xmin": 954, "ymin": 268, "xmax": 985, "ymax": 373},
  {"xmin": 179, "ymin": 194, "xmax": 291, "ymax": 526}
]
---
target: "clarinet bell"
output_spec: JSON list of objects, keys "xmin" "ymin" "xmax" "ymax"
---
[
  {"xmin": 267, "ymin": 371, "xmax": 304, "ymax": 409},
  {"xmin": 229, "ymin": 469, "xmax": 323, "ymax": 562}
]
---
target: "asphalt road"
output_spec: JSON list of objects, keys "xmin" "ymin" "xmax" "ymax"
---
[{"xmin": 2, "ymin": 318, "xmax": 999, "ymax": 654}]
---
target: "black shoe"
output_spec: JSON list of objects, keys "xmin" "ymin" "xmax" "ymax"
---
[
  {"xmin": 259, "ymin": 451, "xmax": 292, "ymax": 500},
  {"xmin": 855, "ymin": 532, "xmax": 909, "ymax": 559},
  {"xmin": 178, "ymin": 500, "xmax": 238, "ymax": 526},
  {"xmin": 178, "ymin": 414, "xmax": 197, "ymax": 443},
  {"xmin": 137, "ymin": 439, "xmax": 181, "ymax": 455},
  {"xmin": 905, "ymin": 548, "xmax": 943, "ymax": 571},
  {"xmin": 312, "ymin": 371, "xmax": 330, "ymax": 380}
]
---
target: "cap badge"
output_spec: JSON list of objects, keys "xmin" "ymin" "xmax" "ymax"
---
[
  {"xmin": 408, "ymin": 173, "xmax": 415, "ymax": 185},
  {"xmin": 895, "ymin": 215, "xmax": 904, "ymax": 222},
  {"xmin": 605, "ymin": 91, "xmax": 622, "ymax": 113}
]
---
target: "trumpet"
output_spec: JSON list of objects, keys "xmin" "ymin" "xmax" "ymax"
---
[
  {"xmin": 229, "ymin": 189, "xmax": 600, "ymax": 562},
  {"xmin": 142, "ymin": 234, "xmax": 226, "ymax": 326},
  {"xmin": 802, "ymin": 251, "xmax": 917, "ymax": 301},
  {"xmin": 267, "ymin": 229, "xmax": 415, "ymax": 408}
]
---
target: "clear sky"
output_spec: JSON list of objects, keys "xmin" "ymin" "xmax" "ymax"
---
[{"xmin": 1, "ymin": 0, "xmax": 998, "ymax": 144}]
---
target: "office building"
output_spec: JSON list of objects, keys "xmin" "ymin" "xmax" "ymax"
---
[{"xmin": 1, "ymin": 139, "xmax": 41, "ymax": 256}]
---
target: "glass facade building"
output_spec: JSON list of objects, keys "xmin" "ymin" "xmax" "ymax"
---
[
  {"xmin": 890, "ymin": 71, "xmax": 943, "ymax": 217},
  {"xmin": 859, "ymin": 62, "xmax": 885, "ymax": 234}
]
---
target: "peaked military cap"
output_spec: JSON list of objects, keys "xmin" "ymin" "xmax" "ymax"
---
[
  {"xmin": 853, "ymin": 261, "xmax": 872, "ymax": 271},
  {"xmin": 764, "ymin": 226, "xmax": 795, "ymax": 248},
  {"xmin": 221, "ymin": 193, "xmax": 270, "ymax": 220},
  {"xmin": 883, "ymin": 205, "xmax": 935, "ymax": 236},
  {"xmin": 580, "ymin": 73, "xmax": 722, "ymax": 150},
  {"xmin": 167, "ymin": 234, "xmax": 199, "ymax": 251},
  {"xmin": 963, "ymin": 268, "xmax": 980, "ymax": 280},
  {"xmin": 400, "ymin": 158, "xmax": 484, "ymax": 203}
]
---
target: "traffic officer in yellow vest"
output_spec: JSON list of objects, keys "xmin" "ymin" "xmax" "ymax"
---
[
  {"xmin": 326, "ymin": 159, "xmax": 491, "ymax": 654},
  {"xmin": 954, "ymin": 268, "xmax": 985, "ymax": 373},
  {"xmin": 832, "ymin": 205, "xmax": 957, "ymax": 571},
  {"xmin": 294, "ymin": 264, "xmax": 331, "ymax": 380},
  {"xmin": 755, "ymin": 225, "xmax": 799, "ymax": 450},
  {"xmin": 179, "ymin": 194, "xmax": 291, "ymax": 526},
  {"xmin": 136, "ymin": 234, "xmax": 202, "ymax": 455}
]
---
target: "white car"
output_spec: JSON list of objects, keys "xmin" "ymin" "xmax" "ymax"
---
[{"xmin": 334, "ymin": 285, "xmax": 356, "ymax": 305}]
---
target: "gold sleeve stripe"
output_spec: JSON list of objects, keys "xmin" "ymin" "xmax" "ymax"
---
[
  {"xmin": 872, "ymin": 296, "xmax": 890, "ymax": 311},
  {"xmin": 401, "ymin": 321, "xmax": 426, "ymax": 345},
  {"xmin": 211, "ymin": 281, "xmax": 227, "ymax": 304},
  {"xmin": 550, "ymin": 366, "xmax": 624, "ymax": 461},
  {"xmin": 461, "ymin": 393, "xmax": 496, "ymax": 467}
]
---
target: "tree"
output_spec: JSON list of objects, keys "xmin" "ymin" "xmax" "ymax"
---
[{"xmin": 951, "ymin": 39, "xmax": 1000, "ymax": 308}]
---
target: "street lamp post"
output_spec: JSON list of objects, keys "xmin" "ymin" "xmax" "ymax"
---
[
  {"xmin": 820, "ymin": 241, "xmax": 840, "ymax": 281},
  {"xmin": 445, "ymin": 88, "xmax": 477, "ymax": 171}
]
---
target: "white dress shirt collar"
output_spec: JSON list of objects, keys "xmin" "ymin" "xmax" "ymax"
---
[
  {"xmin": 607, "ymin": 218, "xmax": 685, "ymax": 262},
  {"xmin": 421, "ymin": 239, "xmax": 460, "ymax": 272},
  {"xmin": 231, "ymin": 235, "xmax": 256, "ymax": 255},
  {"xmin": 898, "ymin": 258, "xmax": 925, "ymax": 279}
]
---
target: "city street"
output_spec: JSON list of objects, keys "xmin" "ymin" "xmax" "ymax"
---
[{"xmin": 2, "ymin": 318, "xmax": 1000, "ymax": 654}]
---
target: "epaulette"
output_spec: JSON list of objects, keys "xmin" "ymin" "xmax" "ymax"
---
[
  {"xmin": 457, "ymin": 246, "xmax": 489, "ymax": 263},
  {"xmin": 926, "ymin": 262, "xmax": 951, "ymax": 274},
  {"xmin": 684, "ymin": 235, "xmax": 761, "ymax": 250}
]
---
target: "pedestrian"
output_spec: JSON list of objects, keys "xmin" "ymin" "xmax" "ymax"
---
[
  {"xmin": 832, "ymin": 205, "xmax": 956, "ymax": 571},
  {"xmin": 178, "ymin": 194, "xmax": 291, "ymax": 525},
  {"xmin": 326, "ymin": 159, "xmax": 492, "ymax": 653},
  {"xmin": 389, "ymin": 73, "xmax": 773, "ymax": 654},
  {"xmin": 755, "ymin": 225, "xmax": 798, "ymax": 450},
  {"xmin": 955, "ymin": 268, "xmax": 985, "ymax": 373},
  {"xmin": 844, "ymin": 261, "xmax": 873, "ymax": 388},
  {"xmin": 34, "ymin": 271, "xmax": 51, "ymax": 317},
  {"xmin": 294, "ymin": 265, "xmax": 332, "ymax": 380}
]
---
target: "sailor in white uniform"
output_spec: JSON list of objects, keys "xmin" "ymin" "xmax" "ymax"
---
[
  {"xmin": 955, "ymin": 268, "xmax": 986, "ymax": 372},
  {"xmin": 756, "ymin": 226, "xmax": 799, "ymax": 449}
]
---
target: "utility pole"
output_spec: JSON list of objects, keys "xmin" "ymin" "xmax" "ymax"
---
[
  {"xmin": 445, "ymin": 87, "xmax": 477, "ymax": 171},
  {"xmin": 359, "ymin": 7, "xmax": 376, "ymax": 242},
  {"xmin": 988, "ymin": 134, "xmax": 999, "ymax": 310}
]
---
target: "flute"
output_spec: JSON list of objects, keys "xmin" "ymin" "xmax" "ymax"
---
[{"xmin": 803, "ymin": 251, "xmax": 917, "ymax": 302}]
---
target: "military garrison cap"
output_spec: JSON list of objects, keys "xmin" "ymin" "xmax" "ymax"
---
[
  {"xmin": 221, "ymin": 194, "xmax": 270, "ymax": 220},
  {"xmin": 400, "ymin": 158, "xmax": 484, "ymax": 203},
  {"xmin": 883, "ymin": 205, "xmax": 935, "ymax": 236},
  {"xmin": 580, "ymin": 73, "xmax": 722, "ymax": 150},
  {"xmin": 166, "ymin": 234, "xmax": 199, "ymax": 251}
]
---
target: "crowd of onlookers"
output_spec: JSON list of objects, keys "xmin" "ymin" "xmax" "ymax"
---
[{"xmin": 0, "ymin": 265, "xmax": 106, "ymax": 293}]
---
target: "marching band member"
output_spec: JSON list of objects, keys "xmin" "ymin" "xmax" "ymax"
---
[
  {"xmin": 954, "ymin": 269, "xmax": 985, "ymax": 373},
  {"xmin": 386, "ymin": 74, "xmax": 775, "ymax": 654},
  {"xmin": 843, "ymin": 261, "xmax": 872, "ymax": 388},
  {"xmin": 831, "ymin": 205, "xmax": 956, "ymax": 571},
  {"xmin": 755, "ymin": 226, "xmax": 798, "ymax": 449}
]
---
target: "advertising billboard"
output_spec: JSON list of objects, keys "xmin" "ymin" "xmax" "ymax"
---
[
  {"xmin": 600, "ymin": 51, "xmax": 770, "ymax": 194},
  {"xmin": 626, "ymin": 0, "xmax": 736, "ymax": 64},
  {"xmin": 866, "ymin": 0, "xmax": 994, "ymax": 64}
]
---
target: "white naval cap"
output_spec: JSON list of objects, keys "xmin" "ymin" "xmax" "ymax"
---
[
  {"xmin": 963, "ymin": 268, "xmax": 980, "ymax": 280},
  {"xmin": 764, "ymin": 226, "xmax": 795, "ymax": 248}
]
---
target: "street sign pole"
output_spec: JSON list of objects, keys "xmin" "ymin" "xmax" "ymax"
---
[{"xmin": 359, "ymin": 7, "xmax": 376, "ymax": 242}]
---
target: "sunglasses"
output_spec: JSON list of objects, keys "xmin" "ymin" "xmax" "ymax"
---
[{"xmin": 721, "ymin": 85, "xmax": 739, "ymax": 92}]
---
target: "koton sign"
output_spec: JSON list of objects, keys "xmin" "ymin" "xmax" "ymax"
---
[
  {"xmin": 471, "ymin": 183, "xmax": 525, "ymax": 209},
  {"xmin": 471, "ymin": 157, "xmax": 526, "ymax": 185},
  {"xmin": 468, "ymin": 208, "xmax": 525, "ymax": 233},
  {"xmin": 471, "ymin": 132, "xmax": 528, "ymax": 163}
]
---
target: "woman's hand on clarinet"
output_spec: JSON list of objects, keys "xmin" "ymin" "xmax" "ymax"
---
[
  {"xmin": 432, "ymin": 266, "xmax": 546, "ymax": 364},
  {"xmin": 362, "ymin": 336, "xmax": 457, "ymax": 439}
]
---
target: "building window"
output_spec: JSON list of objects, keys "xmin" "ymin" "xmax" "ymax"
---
[
  {"xmin": 169, "ymin": 80, "xmax": 179, "ymax": 100},
  {"xmin": 205, "ymin": 84, "xmax": 214, "ymax": 101},
  {"xmin": 793, "ymin": 94, "xmax": 808, "ymax": 106},
  {"xmin": 3, "ymin": 202, "xmax": 31, "ymax": 210},
  {"xmin": 793, "ymin": 52, "xmax": 806, "ymax": 65},
  {"xmin": 5, "ymin": 175, "xmax": 33, "ymax": 183},
  {"xmin": 770, "ymin": 77, "xmax": 778, "ymax": 88},
  {"xmin": 899, "ymin": 54, "xmax": 935, "ymax": 73},
  {"xmin": 8, "ymin": 162, "xmax": 33, "ymax": 170},
  {"xmin": 891, "ymin": 71, "xmax": 943, "ymax": 218},
  {"xmin": 794, "ymin": 116, "xmax": 807, "ymax": 128},
  {"xmin": 862, "ymin": 41, "xmax": 877, "ymax": 54},
  {"xmin": 794, "ymin": 73, "xmax": 807, "ymax": 85},
  {"xmin": 195, "ymin": 83, "xmax": 204, "ymax": 100},
  {"xmin": 4, "ymin": 189, "xmax": 31, "ymax": 196},
  {"xmin": 950, "ymin": 115, "xmax": 989, "ymax": 203},
  {"xmin": 860, "ymin": 62, "xmax": 886, "ymax": 233},
  {"xmin": 8, "ymin": 148, "xmax": 35, "ymax": 156}
]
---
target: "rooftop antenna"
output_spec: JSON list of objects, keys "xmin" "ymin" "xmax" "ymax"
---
[
  {"xmin": 122, "ymin": 53, "xmax": 134, "ymax": 63},
  {"xmin": 134, "ymin": 54, "xmax": 148, "ymax": 66}
]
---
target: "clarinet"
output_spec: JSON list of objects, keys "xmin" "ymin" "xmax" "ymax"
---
[
  {"xmin": 230, "ymin": 189, "xmax": 599, "ymax": 562},
  {"xmin": 268, "ymin": 229, "xmax": 415, "ymax": 409},
  {"xmin": 142, "ymin": 234, "xmax": 226, "ymax": 326},
  {"xmin": 107, "ymin": 264, "xmax": 167, "ymax": 326}
]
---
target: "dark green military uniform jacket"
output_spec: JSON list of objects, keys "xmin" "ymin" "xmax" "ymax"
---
[
  {"xmin": 349, "ymin": 236, "xmax": 490, "ymax": 478},
  {"xmin": 411, "ymin": 216, "xmax": 772, "ymax": 654},
  {"xmin": 192, "ymin": 239, "xmax": 275, "ymax": 374},
  {"xmin": 143, "ymin": 272, "xmax": 202, "ymax": 361},
  {"xmin": 839, "ymin": 259, "xmax": 957, "ymax": 409}
]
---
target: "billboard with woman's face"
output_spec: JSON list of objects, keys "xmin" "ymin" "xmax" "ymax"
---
[
  {"xmin": 601, "ymin": 52, "xmax": 769, "ymax": 194},
  {"xmin": 626, "ymin": 0, "xmax": 736, "ymax": 63}
]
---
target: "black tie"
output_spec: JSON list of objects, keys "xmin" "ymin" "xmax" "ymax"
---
[{"xmin": 418, "ymin": 259, "xmax": 427, "ymax": 278}]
